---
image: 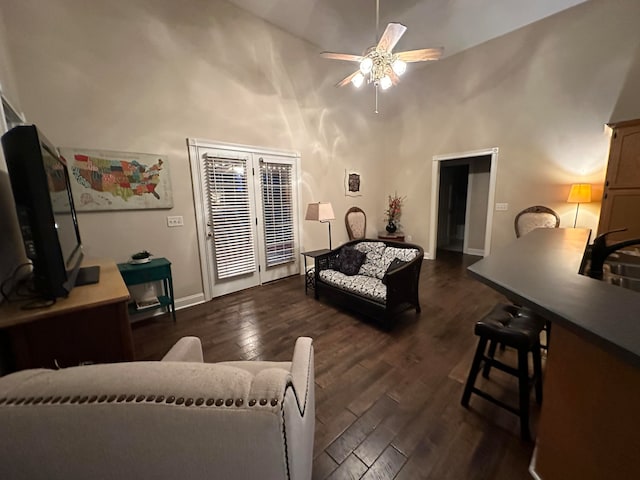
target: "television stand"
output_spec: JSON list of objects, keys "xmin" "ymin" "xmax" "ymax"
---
[
  {"xmin": 76, "ymin": 265, "xmax": 100, "ymax": 286},
  {"xmin": 0, "ymin": 259, "xmax": 133, "ymax": 373}
]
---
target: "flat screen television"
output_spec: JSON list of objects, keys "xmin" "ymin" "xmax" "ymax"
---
[{"xmin": 1, "ymin": 124, "xmax": 98, "ymax": 300}]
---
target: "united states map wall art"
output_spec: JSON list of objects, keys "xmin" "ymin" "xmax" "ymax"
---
[{"xmin": 59, "ymin": 147, "xmax": 173, "ymax": 211}]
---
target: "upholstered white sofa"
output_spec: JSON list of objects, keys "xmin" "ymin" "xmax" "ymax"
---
[
  {"xmin": 314, "ymin": 239, "xmax": 424, "ymax": 327},
  {"xmin": 0, "ymin": 336, "xmax": 314, "ymax": 480}
]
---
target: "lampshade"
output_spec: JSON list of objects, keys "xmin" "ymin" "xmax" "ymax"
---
[
  {"xmin": 359, "ymin": 57, "xmax": 373, "ymax": 74},
  {"xmin": 392, "ymin": 59, "xmax": 407, "ymax": 76},
  {"xmin": 351, "ymin": 72, "xmax": 365, "ymax": 88},
  {"xmin": 305, "ymin": 202, "xmax": 335, "ymax": 222},
  {"xmin": 380, "ymin": 75, "xmax": 392, "ymax": 90},
  {"xmin": 567, "ymin": 184, "xmax": 592, "ymax": 204}
]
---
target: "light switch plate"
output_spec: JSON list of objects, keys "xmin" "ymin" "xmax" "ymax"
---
[
  {"xmin": 167, "ymin": 215, "xmax": 184, "ymax": 227},
  {"xmin": 495, "ymin": 203, "xmax": 509, "ymax": 211}
]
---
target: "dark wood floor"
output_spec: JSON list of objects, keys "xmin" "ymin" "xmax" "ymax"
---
[{"xmin": 132, "ymin": 250, "xmax": 538, "ymax": 479}]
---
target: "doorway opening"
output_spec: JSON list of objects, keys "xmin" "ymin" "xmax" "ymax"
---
[
  {"xmin": 428, "ymin": 148, "xmax": 498, "ymax": 260},
  {"xmin": 438, "ymin": 163, "xmax": 469, "ymax": 253}
]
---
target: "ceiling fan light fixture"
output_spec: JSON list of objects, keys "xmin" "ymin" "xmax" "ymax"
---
[
  {"xmin": 320, "ymin": 1, "xmax": 443, "ymax": 112},
  {"xmin": 392, "ymin": 58, "xmax": 407, "ymax": 76},
  {"xmin": 351, "ymin": 72, "xmax": 365, "ymax": 88},
  {"xmin": 380, "ymin": 75, "xmax": 392, "ymax": 90},
  {"xmin": 359, "ymin": 57, "xmax": 373, "ymax": 74}
]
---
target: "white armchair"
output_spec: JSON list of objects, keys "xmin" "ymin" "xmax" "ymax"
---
[{"xmin": 0, "ymin": 336, "xmax": 315, "ymax": 480}]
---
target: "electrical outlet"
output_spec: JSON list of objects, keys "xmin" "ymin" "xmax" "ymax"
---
[
  {"xmin": 495, "ymin": 203, "xmax": 509, "ymax": 211},
  {"xmin": 167, "ymin": 215, "xmax": 184, "ymax": 227},
  {"xmin": 406, "ymin": 235, "xmax": 413, "ymax": 241}
]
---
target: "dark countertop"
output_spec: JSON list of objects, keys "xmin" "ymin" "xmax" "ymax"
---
[{"xmin": 467, "ymin": 228, "xmax": 640, "ymax": 368}]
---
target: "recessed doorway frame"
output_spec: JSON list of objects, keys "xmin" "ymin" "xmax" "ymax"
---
[{"xmin": 428, "ymin": 147, "xmax": 499, "ymax": 260}]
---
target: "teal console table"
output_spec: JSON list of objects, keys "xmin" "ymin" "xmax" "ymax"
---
[{"xmin": 117, "ymin": 258, "xmax": 176, "ymax": 322}]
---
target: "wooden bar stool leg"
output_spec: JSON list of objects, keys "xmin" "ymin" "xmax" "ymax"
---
[
  {"xmin": 545, "ymin": 320, "xmax": 552, "ymax": 349},
  {"xmin": 517, "ymin": 348, "xmax": 532, "ymax": 441},
  {"xmin": 461, "ymin": 337, "xmax": 488, "ymax": 407},
  {"xmin": 482, "ymin": 340, "xmax": 497, "ymax": 379}
]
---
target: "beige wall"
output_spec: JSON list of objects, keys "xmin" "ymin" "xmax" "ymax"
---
[
  {"xmin": 2, "ymin": 0, "xmax": 640, "ymax": 301},
  {"xmin": 0, "ymin": 8, "xmax": 27, "ymax": 288},
  {"xmin": 383, "ymin": 0, "xmax": 640, "ymax": 251},
  {"xmin": 0, "ymin": 0, "xmax": 389, "ymax": 300}
]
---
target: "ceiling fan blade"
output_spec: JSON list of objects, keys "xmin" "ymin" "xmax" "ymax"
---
[
  {"xmin": 336, "ymin": 71, "xmax": 360, "ymax": 87},
  {"xmin": 396, "ymin": 47, "xmax": 444, "ymax": 63},
  {"xmin": 389, "ymin": 69, "xmax": 400, "ymax": 86},
  {"xmin": 377, "ymin": 23, "xmax": 407, "ymax": 52},
  {"xmin": 320, "ymin": 52, "xmax": 363, "ymax": 62}
]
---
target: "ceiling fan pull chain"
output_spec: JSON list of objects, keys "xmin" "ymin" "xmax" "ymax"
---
[{"xmin": 375, "ymin": 84, "xmax": 379, "ymax": 114}]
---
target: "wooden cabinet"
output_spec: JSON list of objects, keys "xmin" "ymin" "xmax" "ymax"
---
[
  {"xmin": 598, "ymin": 118, "xmax": 640, "ymax": 242},
  {"xmin": 0, "ymin": 259, "xmax": 134, "ymax": 372},
  {"xmin": 534, "ymin": 324, "xmax": 640, "ymax": 480}
]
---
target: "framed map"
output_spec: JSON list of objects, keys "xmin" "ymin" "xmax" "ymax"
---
[{"xmin": 59, "ymin": 147, "xmax": 173, "ymax": 211}]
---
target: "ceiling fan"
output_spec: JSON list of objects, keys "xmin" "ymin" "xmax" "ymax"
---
[{"xmin": 321, "ymin": 0, "xmax": 443, "ymax": 113}]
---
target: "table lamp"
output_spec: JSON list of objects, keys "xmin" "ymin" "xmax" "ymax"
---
[
  {"xmin": 305, "ymin": 202, "xmax": 335, "ymax": 249},
  {"xmin": 567, "ymin": 183, "xmax": 592, "ymax": 228}
]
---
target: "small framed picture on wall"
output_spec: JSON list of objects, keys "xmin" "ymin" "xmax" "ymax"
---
[{"xmin": 345, "ymin": 170, "xmax": 363, "ymax": 197}]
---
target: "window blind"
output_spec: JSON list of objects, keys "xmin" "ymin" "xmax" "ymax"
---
[
  {"xmin": 205, "ymin": 155, "xmax": 257, "ymax": 279},
  {"xmin": 260, "ymin": 159, "xmax": 295, "ymax": 267}
]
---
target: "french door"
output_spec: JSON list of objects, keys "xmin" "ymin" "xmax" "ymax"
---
[{"xmin": 189, "ymin": 140, "xmax": 301, "ymax": 299}]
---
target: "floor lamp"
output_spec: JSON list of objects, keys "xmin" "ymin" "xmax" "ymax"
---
[
  {"xmin": 305, "ymin": 202, "xmax": 335, "ymax": 249},
  {"xmin": 567, "ymin": 183, "xmax": 592, "ymax": 228}
]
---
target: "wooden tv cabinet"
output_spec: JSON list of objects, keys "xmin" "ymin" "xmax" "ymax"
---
[{"xmin": 0, "ymin": 258, "xmax": 134, "ymax": 372}]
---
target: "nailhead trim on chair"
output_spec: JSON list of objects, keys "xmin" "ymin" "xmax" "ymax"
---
[{"xmin": 0, "ymin": 396, "xmax": 282, "ymax": 408}]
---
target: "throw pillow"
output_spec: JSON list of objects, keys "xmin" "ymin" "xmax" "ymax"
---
[
  {"xmin": 382, "ymin": 258, "xmax": 408, "ymax": 285},
  {"xmin": 338, "ymin": 246, "xmax": 366, "ymax": 276}
]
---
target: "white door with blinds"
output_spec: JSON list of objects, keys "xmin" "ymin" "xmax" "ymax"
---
[{"xmin": 189, "ymin": 140, "xmax": 301, "ymax": 300}]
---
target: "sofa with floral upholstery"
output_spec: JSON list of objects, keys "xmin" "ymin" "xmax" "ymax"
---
[{"xmin": 313, "ymin": 239, "xmax": 424, "ymax": 327}]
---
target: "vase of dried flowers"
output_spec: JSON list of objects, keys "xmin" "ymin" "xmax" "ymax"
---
[{"xmin": 385, "ymin": 193, "xmax": 405, "ymax": 233}]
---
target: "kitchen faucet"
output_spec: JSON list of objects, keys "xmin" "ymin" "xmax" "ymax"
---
[{"xmin": 588, "ymin": 228, "xmax": 640, "ymax": 279}]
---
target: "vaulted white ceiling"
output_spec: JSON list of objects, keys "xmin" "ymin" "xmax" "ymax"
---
[{"xmin": 227, "ymin": 0, "xmax": 589, "ymax": 58}]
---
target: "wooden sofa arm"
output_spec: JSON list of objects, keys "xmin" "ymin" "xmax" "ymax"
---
[
  {"xmin": 161, "ymin": 336, "xmax": 204, "ymax": 363},
  {"xmin": 314, "ymin": 250, "xmax": 341, "ymax": 273}
]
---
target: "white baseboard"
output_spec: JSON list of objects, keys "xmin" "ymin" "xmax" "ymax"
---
[
  {"xmin": 464, "ymin": 248, "xmax": 485, "ymax": 257},
  {"xmin": 175, "ymin": 292, "xmax": 206, "ymax": 310},
  {"xmin": 424, "ymin": 252, "xmax": 434, "ymax": 260}
]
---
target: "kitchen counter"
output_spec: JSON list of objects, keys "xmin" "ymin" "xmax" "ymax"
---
[
  {"xmin": 467, "ymin": 227, "xmax": 640, "ymax": 368},
  {"xmin": 467, "ymin": 228, "xmax": 640, "ymax": 480}
]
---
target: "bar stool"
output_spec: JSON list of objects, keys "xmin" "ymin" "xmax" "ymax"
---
[{"xmin": 461, "ymin": 303, "xmax": 545, "ymax": 441}]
